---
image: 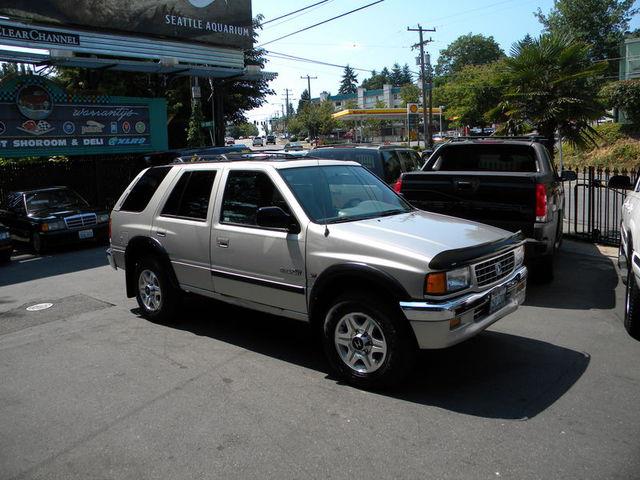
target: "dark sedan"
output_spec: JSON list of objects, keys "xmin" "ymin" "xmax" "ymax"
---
[
  {"xmin": 0, "ymin": 224, "xmax": 11, "ymax": 262},
  {"xmin": 0, "ymin": 187, "xmax": 110, "ymax": 254}
]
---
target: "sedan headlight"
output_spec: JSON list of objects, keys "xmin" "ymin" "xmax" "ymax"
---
[
  {"xmin": 98, "ymin": 214, "xmax": 110, "ymax": 223},
  {"xmin": 425, "ymin": 266, "xmax": 471, "ymax": 295},
  {"xmin": 513, "ymin": 245, "xmax": 525, "ymax": 267},
  {"xmin": 41, "ymin": 220, "xmax": 66, "ymax": 232}
]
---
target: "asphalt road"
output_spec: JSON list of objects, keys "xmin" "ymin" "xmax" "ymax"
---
[{"xmin": 0, "ymin": 241, "xmax": 639, "ymax": 479}]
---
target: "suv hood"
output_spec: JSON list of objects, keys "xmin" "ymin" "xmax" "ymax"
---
[{"xmin": 326, "ymin": 210, "xmax": 514, "ymax": 263}]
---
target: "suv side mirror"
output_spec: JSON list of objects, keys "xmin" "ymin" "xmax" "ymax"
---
[
  {"xmin": 608, "ymin": 175, "xmax": 633, "ymax": 190},
  {"xmin": 256, "ymin": 207, "xmax": 300, "ymax": 233},
  {"xmin": 560, "ymin": 170, "xmax": 577, "ymax": 182}
]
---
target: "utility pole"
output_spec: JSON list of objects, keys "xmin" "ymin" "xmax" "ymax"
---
[
  {"xmin": 300, "ymin": 75, "xmax": 317, "ymax": 100},
  {"xmin": 407, "ymin": 24, "xmax": 435, "ymax": 149},
  {"xmin": 282, "ymin": 88, "xmax": 293, "ymax": 135}
]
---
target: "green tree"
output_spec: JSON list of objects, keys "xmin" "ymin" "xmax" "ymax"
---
[
  {"xmin": 536, "ymin": 0, "xmax": 638, "ymax": 74},
  {"xmin": 186, "ymin": 99, "xmax": 207, "ymax": 147},
  {"xmin": 489, "ymin": 33, "xmax": 607, "ymax": 156},
  {"xmin": 400, "ymin": 64, "xmax": 413, "ymax": 85},
  {"xmin": 339, "ymin": 65, "xmax": 359, "ymax": 95},
  {"xmin": 399, "ymin": 83, "xmax": 421, "ymax": 107},
  {"xmin": 434, "ymin": 61, "xmax": 506, "ymax": 130},
  {"xmin": 601, "ymin": 80, "xmax": 640, "ymax": 125},
  {"xmin": 297, "ymin": 88, "xmax": 311, "ymax": 112},
  {"xmin": 297, "ymin": 101, "xmax": 337, "ymax": 137},
  {"xmin": 228, "ymin": 122, "xmax": 259, "ymax": 138},
  {"xmin": 390, "ymin": 63, "xmax": 403, "ymax": 86},
  {"xmin": 435, "ymin": 33, "xmax": 505, "ymax": 77}
]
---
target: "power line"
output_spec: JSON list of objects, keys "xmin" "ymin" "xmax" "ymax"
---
[
  {"xmin": 261, "ymin": 0, "xmax": 331, "ymax": 26},
  {"xmin": 258, "ymin": 0, "xmax": 385, "ymax": 48},
  {"xmin": 263, "ymin": 1, "xmax": 335, "ymax": 31}
]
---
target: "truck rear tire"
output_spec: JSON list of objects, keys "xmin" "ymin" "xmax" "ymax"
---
[
  {"xmin": 624, "ymin": 258, "xmax": 640, "ymax": 340},
  {"xmin": 135, "ymin": 256, "xmax": 180, "ymax": 323},
  {"xmin": 322, "ymin": 293, "xmax": 417, "ymax": 389}
]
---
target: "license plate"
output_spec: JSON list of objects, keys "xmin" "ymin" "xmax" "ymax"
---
[
  {"xmin": 79, "ymin": 229, "xmax": 94, "ymax": 240},
  {"xmin": 489, "ymin": 286, "xmax": 507, "ymax": 313}
]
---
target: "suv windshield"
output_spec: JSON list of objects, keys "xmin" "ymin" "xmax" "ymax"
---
[
  {"xmin": 25, "ymin": 189, "xmax": 89, "ymax": 214},
  {"xmin": 280, "ymin": 165, "xmax": 412, "ymax": 224}
]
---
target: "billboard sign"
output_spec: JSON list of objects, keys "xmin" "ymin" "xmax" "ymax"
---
[
  {"xmin": 0, "ymin": 76, "xmax": 167, "ymax": 158},
  {"xmin": 0, "ymin": 0, "xmax": 252, "ymax": 50}
]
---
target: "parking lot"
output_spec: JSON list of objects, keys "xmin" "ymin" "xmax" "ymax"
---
[{"xmin": 1, "ymin": 240, "xmax": 639, "ymax": 480}]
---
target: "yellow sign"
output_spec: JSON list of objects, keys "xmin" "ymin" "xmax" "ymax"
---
[{"xmin": 407, "ymin": 103, "xmax": 419, "ymax": 114}]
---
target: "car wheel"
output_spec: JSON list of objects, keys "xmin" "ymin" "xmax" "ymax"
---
[
  {"xmin": 624, "ymin": 253, "xmax": 640, "ymax": 340},
  {"xmin": 135, "ymin": 256, "xmax": 180, "ymax": 323},
  {"xmin": 322, "ymin": 293, "xmax": 417, "ymax": 389},
  {"xmin": 31, "ymin": 233, "xmax": 45, "ymax": 254},
  {"xmin": 0, "ymin": 250, "xmax": 11, "ymax": 263}
]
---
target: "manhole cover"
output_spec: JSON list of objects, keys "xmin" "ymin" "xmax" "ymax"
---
[{"xmin": 26, "ymin": 303, "xmax": 54, "ymax": 312}]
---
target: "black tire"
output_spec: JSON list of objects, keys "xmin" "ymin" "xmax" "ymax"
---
[
  {"xmin": 0, "ymin": 250, "xmax": 11, "ymax": 263},
  {"xmin": 135, "ymin": 256, "xmax": 180, "ymax": 323},
  {"xmin": 321, "ymin": 292, "xmax": 417, "ymax": 389},
  {"xmin": 31, "ymin": 233, "xmax": 46, "ymax": 255},
  {"xmin": 624, "ymin": 254, "xmax": 640, "ymax": 340}
]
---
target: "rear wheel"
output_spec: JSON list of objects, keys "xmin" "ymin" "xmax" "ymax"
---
[
  {"xmin": 624, "ymin": 252, "xmax": 640, "ymax": 340},
  {"xmin": 31, "ymin": 233, "xmax": 45, "ymax": 255},
  {"xmin": 135, "ymin": 256, "xmax": 180, "ymax": 323},
  {"xmin": 0, "ymin": 250, "xmax": 11, "ymax": 263},
  {"xmin": 322, "ymin": 293, "xmax": 417, "ymax": 389}
]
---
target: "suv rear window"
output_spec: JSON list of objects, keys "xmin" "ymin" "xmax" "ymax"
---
[
  {"xmin": 429, "ymin": 145, "xmax": 538, "ymax": 172},
  {"xmin": 312, "ymin": 149, "xmax": 380, "ymax": 174},
  {"xmin": 161, "ymin": 170, "xmax": 216, "ymax": 221},
  {"xmin": 120, "ymin": 167, "xmax": 171, "ymax": 212}
]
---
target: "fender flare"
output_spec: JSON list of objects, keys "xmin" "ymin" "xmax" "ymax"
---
[{"xmin": 124, "ymin": 236, "xmax": 178, "ymax": 298}]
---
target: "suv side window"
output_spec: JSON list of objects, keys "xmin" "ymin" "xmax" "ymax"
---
[
  {"xmin": 121, "ymin": 167, "xmax": 171, "ymax": 213},
  {"xmin": 381, "ymin": 151, "xmax": 401, "ymax": 183},
  {"xmin": 221, "ymin": 171, "xmax": 292, "ymax": 227},
  {"xmin": 161, "ymin": 170, "xmax": 217, "ymax": 221}
]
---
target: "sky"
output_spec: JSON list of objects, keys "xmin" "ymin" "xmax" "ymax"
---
[{"xmin": 248, "ymin": 0, "xmax": 640, "ymax": 126}]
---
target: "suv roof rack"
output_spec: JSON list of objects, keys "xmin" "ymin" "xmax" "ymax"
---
[
  {"xmin": 449, "ymin": 135, "xmax": 548, "ymax": 143},
  {"xmin": 172, "ymin": 152, "xmax": 312, "ymax": 164}
]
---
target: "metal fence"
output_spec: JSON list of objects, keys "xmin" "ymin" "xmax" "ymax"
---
[
  {"xmin": 563, "ymin": 166, "xmax": 638, "ymax": 246},
  {"xmin": 0, "ymin": 155, "xmax": 146, "ymax": 210}
]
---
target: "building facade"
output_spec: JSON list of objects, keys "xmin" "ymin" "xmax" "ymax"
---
[
  {"xmin": 620, "ymin": 36, "xmax": 640, "ymax": 80},
  {"xmin": 315, "ymin": 84, "xmax": 403, "ymax": 110}
]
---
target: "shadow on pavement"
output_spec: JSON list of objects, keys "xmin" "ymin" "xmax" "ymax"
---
[
  {"xmin": 138, "ymin": 294, "xmax": 589, "ymax": 421},
  {"xmin": 0, "ymin": 244, "xmax": 108, "ymax": 287},
  {"xmin": 525, "ymin": 240, "xmax": 618, "ymax": 310}
]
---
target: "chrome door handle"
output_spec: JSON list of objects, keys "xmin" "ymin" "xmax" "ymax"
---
[
  {"xmin": 217, "ymin": 237, "xmax": 229, "ymax": 248},
  {"xmin": 156, "ymin": 230, "xmax": 166, "ymax": 237}
]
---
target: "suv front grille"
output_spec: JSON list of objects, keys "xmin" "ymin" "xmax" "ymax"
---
[
  {"xmin": 64, "ymin": 213, "xmax": 97, "ymax": 230},
  {"xmin": 474, "ymin": 251, "xmax": 515, "ymax": 287}
]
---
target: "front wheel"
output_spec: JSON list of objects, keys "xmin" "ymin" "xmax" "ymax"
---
[
  {"xmin": 322, "ymin": 293, "xmax": 417, "ymax": 389},
  {"xmin": 624, "ymin": 256, "xmax": 640, "ymax": 340},
  {"xmin": 135, "ymin": 256, "xmax": 180, "ymax": 323}
]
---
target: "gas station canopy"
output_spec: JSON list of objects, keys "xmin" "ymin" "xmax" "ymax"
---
[{"xmin": 332, "ymin": 107, "xmax": 443, "ymax": 121}]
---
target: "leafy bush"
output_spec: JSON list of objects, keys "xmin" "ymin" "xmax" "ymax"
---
[{"xmin": 601, "ymin": 80, "xmax": 640, "ymax": 125}]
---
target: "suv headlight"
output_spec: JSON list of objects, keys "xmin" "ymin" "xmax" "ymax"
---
[
  {"xmin": 514, "ymin": 245, "xmax": 525, "ymax": 267},
  {"xmin": 98, "ymin": 214, "xmax": 110, "ymax": 223},
  {"xmin": 41, "ymin": 220, "xmax": 66, "ymax": 232},
  {"xmin": 425, "ymin": 266, "xmax": 471, "ymax": 295}
]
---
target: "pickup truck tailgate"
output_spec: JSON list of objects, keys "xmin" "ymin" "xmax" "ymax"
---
[{"xmin": 400, "ymin": 171, "xmax": 537, "ymax": 236}]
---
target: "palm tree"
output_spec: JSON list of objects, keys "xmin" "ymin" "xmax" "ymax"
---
[{"xmin": 489, "ymin": 33, "xmax": 607, "ymax": 157}]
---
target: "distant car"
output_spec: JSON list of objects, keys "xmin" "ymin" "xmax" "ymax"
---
[
  {"xmin": 0, "ymin": 223, "xmax": 11, "ymax": 262},
  {"xmin": 0, "ymin": 187, "xmax": 110, "ymax": 254},
  {"xmin": 253, "ymin": 137, "xmax": 264, "ymax": 147},
  {"xmin": 266, "ymin": 134, "xmax": 276, "ymax": 145},
  {"xmin": 225, "ymin": 137, "xmax": 235, "ymax": 146},
  {"xmin": 284, "ymin": 142, "xmax": 304, "ymax": 151},
  {"xmin": 311, "ymin": 145, "xmax": 423, "ymax": 185}
]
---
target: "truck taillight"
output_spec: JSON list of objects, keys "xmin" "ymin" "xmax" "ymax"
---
[
  {"xmin": 536, "ymin": 184, "xmax": 547, "ymax": 221},
  {"xmin": 393, "ymin": 175, "xmax": 403, "ymax": 193}
]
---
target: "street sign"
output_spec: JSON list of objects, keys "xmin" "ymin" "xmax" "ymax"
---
[{"xmin": 407, "ymin": 103, "xmax": 419, "ymax": 114}]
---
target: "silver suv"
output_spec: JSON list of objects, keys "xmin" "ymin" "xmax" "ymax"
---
[{"xmin": 107, "ymin": 155, "xmax": 527, "ymax": 388}]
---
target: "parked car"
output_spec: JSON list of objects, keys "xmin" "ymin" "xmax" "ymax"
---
[
  {"xmin": 252, "ymin": 137, "xmax": 264, "ymax": 147},
  {"xmin": 311, "ymin": 145, "xmax": 423, "ymax": 185},
  {"xmin": 610, "ymin": 174, "xmax": 640, "ymax": 340},
  {"xmin": 397, "ymin": 138, "xmax": 577, "ymax": 281},
  {"xmin": 266, "ymin": 134, "xmax": 276, "ymax": 145},
  {"xmin": 107, "ymin": 154, "xmax": 527, "ymax": 388},
  {"xmin": 0, "ymin": 223, "xmax": 11, "ymax": 262},
  {"xmin": 225, "ymin": 137, "xmax": 235, "ymax": 146},
  {"xmin": 0, "ymin": 187, "xmax": 110, "ymax": 254},
  {"xmin": 284, "ymin": 142, "xmax": 304, "ymax": 151}
]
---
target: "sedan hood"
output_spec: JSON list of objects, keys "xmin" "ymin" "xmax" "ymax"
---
[
  {"xmin": 326, "ymin": 210, "xmax": 515, "ymax": 262},
  {"xmin": 28, "ymin": 208, "xmax": 100, "ymax": 221}
]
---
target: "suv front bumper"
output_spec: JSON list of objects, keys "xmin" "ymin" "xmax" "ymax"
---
[{"xmin": 400, "ymin": 266, "xmax": 527, "ymax": 349}]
